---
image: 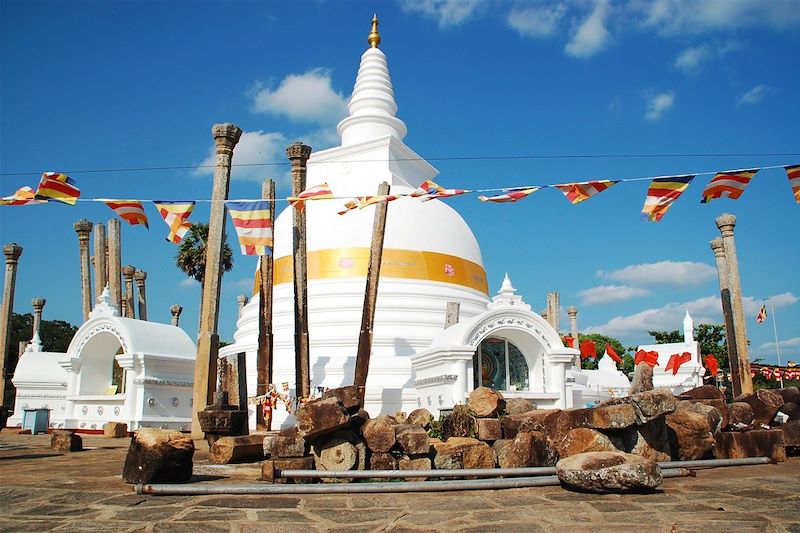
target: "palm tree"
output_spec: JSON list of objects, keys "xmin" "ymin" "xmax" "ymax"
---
[{"xmin": 176, "ymin": 223, "xmax": 234, "ymax": 286}]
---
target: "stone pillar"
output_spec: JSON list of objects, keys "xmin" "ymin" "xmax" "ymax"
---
[
  {"xmin": 237, "ymin": 295, "xmax": 249, "ymax": 317},
  {"xmin": 193, "ymin": 123, "xmax": 242, "ymax": 439},
  {"xmin": 0, "ymin": 243, "xmax": 23, "ymax": 406},
  {"xmin": 546, "ymin": 292, "xmax": 560, "ymax": 332},
  {"xmin": 547, "ymin": 350, "xmax": 576, "ymax": 408},
  {"xmin": 107, "ymin": 219, "xmax": 122, "ymax": 312},
  {"xmin": 93, "ymin": 222, "xmax": 107, "ymax": 301},
  {"xmin": 566, "ymin": 305, "xmax": 579, "ymax": 366},
  {"xmin": 29, "ymin": 298, "xmax": 46, "ymax": 352},
  {"xmin": 287, "ymin": 141, "xmax": 313, "ymax": 400},
  {"xmin": 74, "ymin": 219, "xmax": 93, "ymax": 321},
  {"xmin": 121, "ymin": 265, "xmax": 136, "ymax": 319},
  {"xmin": 170, "ymin": 305, "xmax": 183, "ymax": 326},
  {"xmin": 710, "ymin": 237, "xmax": 741, "ymax": 396},
  {"xmin": 715, "ymin": 214, "xmax": 753, "ymax": 394},
  {"xmin": 134, "ymin": 270, "xmax": 147, "ymax": 321}
]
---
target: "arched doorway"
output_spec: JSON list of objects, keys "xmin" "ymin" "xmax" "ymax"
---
[{"xmin": 473, "ymin": 337, "xmax": 529, "ymax": 391}]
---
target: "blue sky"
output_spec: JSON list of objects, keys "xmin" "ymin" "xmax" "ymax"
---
[{"xmin": 1, "ymin": 0, "xmax": 798, "ymax": 365}]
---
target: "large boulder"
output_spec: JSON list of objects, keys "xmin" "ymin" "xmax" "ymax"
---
[
  {"xmin": 398, "ymin": 455, "xmax": 432, "ymax": 481},
  {"xmin": 682, "ymin": 399, "xmax": 729, "ymax": 430},
  {"xmin": 321, "ymin": 385, "xmax": 361, "ymax": 414},
  {"xmin": 614, "ymin": 417, "xmax": 672, "ymax": 462},
  {"xmin": 503, "ymin": 398, "xmax": 537, "ymax": 416},
  {"xmin": 558, "ymin": 428, "xmax": 623, "ymax": 458},
  {"xmin": 311, "ymin": 430, "xmax": 367, "ymax": 483},
  {"xmin": 776, "ymin": 386, "xmax": 800, "ymax": 405},
  {"xmin": 209, "ymin": 435, "xmax": 264, "ymax": 464},
  {"xmin": 779, "ymin": 402, "xmax": 800, "ymax": 421},
  {"xmin": 676, "ymin": 401, "xmax": 723, "ymax": 433},
  {"xmin": 476, "ymin": 418, "xmax": 503, "ymax": 441},
  {"xmin": 781, "ymin": 420, "xmax": 800, "ymax": 448},
  {"xmin": 496, "ymin": 431, "xmax": 557, "ymax": 468},
  {"xmin": 629, "ymin": 362, "xmax": 654, "ymax": 395},
  {"xmin": 369, "ymin": 451, "xmax": 398, "ymax": 471},
  {"xmin": 432, "ymin": 437, "xmax": 493, "ymax": 469},
  {"xmin": 122, "ymin": 428, "xmax": 194, "ymax": 484},
  {"xmin": 263, "ymin": 434, "xmax": 307, "ymax": 458},
  {"xmin": 665, "ymin": 410, "xmax": 715, "ymax": 460},
  {"xmin": 714, "ymin": 429, "xmax": 786, "ymax": 461},
  {"xmin": 295, "ymin": 396, "xmax": 350, "ymax": 441},
  {"xmin": 556, "ymin": 451, "xmax": 662, "ymax": 493},
  {"xmin": 467, "ymin": 387, "xmax": 505, "ymax": 418},
  {"xmin": 727, "ymin": 402, "xmax": 755, "ymax": 427},
  {"xmin": 602, "ymin": 389, "xmax": 677, "ymax": 425},
  {"xmin": 361, "ymin": 415, "xmax": 399, "ymax": 453},
  {"xmin": 734, "ymin": 389, "xmax": 784, "ymax": 426},
  {"xmin": 395, "ymin": 425, "xmax": 430, "ymax": 455},
  {"xmin": 405, "ymin": 408, "xmax": 434, "ymax": 429},
  {"xmin": 677, "ymin": 385, "xmax": 724, "ymax": 400}
]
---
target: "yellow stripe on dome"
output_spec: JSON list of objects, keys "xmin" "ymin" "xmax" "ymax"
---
[{"xmin": 254, "ymin": 248, "xmax": 488, "ymax": 295}]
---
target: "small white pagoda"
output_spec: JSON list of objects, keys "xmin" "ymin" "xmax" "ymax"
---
[{"xmin": 636, "ymin": 311, "xmax": 705, "ymax": 394}]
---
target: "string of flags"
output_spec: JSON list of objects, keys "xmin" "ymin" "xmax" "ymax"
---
[
  {"xmin": 751, "ymin": 364, "xmax": 800, "ymax": 382},
  {"xmin": 3, "ymin": 164, "xmax": 798, "ymax": 257},
  {"xmin": 248, "ymin": 382, "xmax": 329, "ymax": 417}
]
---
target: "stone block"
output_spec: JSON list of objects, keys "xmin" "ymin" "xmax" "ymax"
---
[
  {"xmin": 476, "ymin": 418, "xmax": 502, "ymax": 441},
  {"xmin": 361, "ymin": 415, "xmax": 399, "ymax": 453},
  {"xmin": 727, "ymin": 402, "xmax": 755, "ymax": 427},
  {"xmin": 369, "ymin": 451, "xmax": 397, "ymax": 471},
  {"xmin": 503, "ymin": 398, "xmax": 537, "ymax": 416},
  {"xmin": 585, "ymin": 403, "xmax": 638, "ymax": 430},
  {"xmin": 312, "ymin": 430, "xmax": 367, "ymax": 482},
  {"xmin": 558, "ymin": 428, "xmax": 623, "ymax": 458},
  {"xmin": 714, "ymin": 429, "xmax": 786, "ymax": 461},
  {"xmin": 103, "ymin": 422, "xmax": 128, "ymax": 438},
  {"xmin": 263, "ymin": 456, "xmax": 315, "ymax": 483},
  {"xmin": 781, "ymin": 420, "xmax": 800, "ymax": 447},
  {"xmin": 676, "ymin": 401, "xmax": 723, "ymax": 433},
  {"xmin": 393, "ymin": 411, "xmax": 408, "ymax": 423},
  {"xmin": 399, "ymin": 454, "xmax": 432, "ymax": 481},
  {"xmin": 665, "ymin": 410, "xmax": 715, "ymax": 460},
  {"xmin": 467, "ymin": 386, "xmax": 505, "ymax": 417},
  {"xmin": 496, "ymin": 431, "xmax": 556, "ymax": 468},
  {"xmin": 405, "ymin": 408, "xmax": 434, "ymax": 429},
  {"xmin": 556, "ymin": 451, "xmax": 662, "ymax": 493},
  {"xmin": 779, "ymin": 402, "xmax": 800, "ymax": 421},
  {"xmin": 776, "ymin": 386, "xmax": 800, "ymax": 405},
  {"xmin": 677, "ymin": 384, "xmax": 724, "ymax": 400},
  {"xmin": 350, "ymin": 408, "xmax": 370, "ymax": 429},
  {"xmin": 734, "ymin": 389, "xmax": 784, "ymax": 426},
  {"xmin": 322, "ymin": 385, "xmax": 362, "ymax": 414},
  {"xmin": 122, "ymin": 428, "xmax": 194, "ymax": 484},
  {"xmin": 396, "ymin": 425, "xmax": 430, "ymax": 455},
  {"xmin": 432, "ymin": 437, "xmax": 492, "ymax": 470},
  {"xmin": 209, "ymin": 435, "xmax": 265, "ymax": 464},
  {"xmin": 683, "ymin": 399, "xmax": 729, "ymax": 430},
  {"xmin": 612, "ymin": 416, "xmax": 671, "ymax": 462},
  {"xmin": 629, "ymin": 362, "xmax": 654, "ymax": 395},
  {"xmin": 603, "ymin": 388, "xmax": 677, "ymax": 425},
  {"xmin": 51, "ymin": 430, "xmax": 82, "ymax": 452},
  {"xmin": 263, "ymin": 434, "xmax": 307, "ymax": 458},
  {"xmin": 295, "ymin": 396, "xmax": 350, "ymax": 441}
]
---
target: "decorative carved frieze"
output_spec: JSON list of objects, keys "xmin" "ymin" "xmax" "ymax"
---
[
  {"xmin": 133, "ymin": 377, "xmax": 192, "ymax": 388},
  {"xmin": 414, "ymin": 374, "xmax": 458, "ymax": 387},
  {"xmin": 75, "ymin": 321, "xmax": 127, "ymax": 356},
  {"xmin": 467, "ymin": 316, "xmax": 553, "ymax": 349}
]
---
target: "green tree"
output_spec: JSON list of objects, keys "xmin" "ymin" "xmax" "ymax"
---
[
  {"xmin": 3, "ymin": 313, "xmax": 78, "ymax": 406},
  {"xmin": 575, "ymin": 333, "xmax": 634, "ymax": 374},
  {"xmin": 175, "ymin": 223, "xmax": 234, "ymax": 286}
]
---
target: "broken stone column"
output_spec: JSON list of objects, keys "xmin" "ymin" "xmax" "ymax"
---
[
  {"xmin": 93, "ymin": 222, "xmax": 107, "ymax": 300},
  {"xmin": 73, "ymin": 219, "xmax": 93, "ymax": 321},
  {"xmin": 567, "ymin": 305, "xmax": 579, "ymax": 366},
  {"xmin": 0, "ymin": 243, "xmax": 23, "ymax": 407},
  {"xmin": 237, "ymin": 294, "xmax": 249, "ymax": 317},
  {"xmin": 192, "ymin": 123, "xmax": 242, "ymax": 439},
  {"xmin": 170, "ymin": 304, "xmax": 183, "ymax": 326},
  {"xmin": 546, "ymin": 292, "xmax": 560, "ymax": 331},
  {"xmin": 715, "ymin": 214, "xmax": 753, "ymax": 394},
  {"xmin": 29, "ymin": 297, "xmax": 46, "ymax": 351},
  {"xmin": 134, "ymin": 270, "xmax": 147, "ymax": 321},
  {"xmin": 121, "ymin": 265, "xmax": 136, "ymax": 319},
  {"xmin": 122, "ymin": 428, "xmax": 195, "ymax": 484},
  {"xmin": 710, "ymin": 237, "xmax": 741, "ymax": 395},
  {"xmin": 107, "ymin": 219, "xmax": 122, "ymax": 311}
]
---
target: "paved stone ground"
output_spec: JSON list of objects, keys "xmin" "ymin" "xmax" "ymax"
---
[{"xmin": 0, "ymin": 432, "xmax": 798, "ymax": 532}]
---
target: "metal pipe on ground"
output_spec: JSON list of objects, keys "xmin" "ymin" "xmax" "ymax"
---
[
  {"xmin": 136, "ymin": 468, "xmax": 692, "ymax": 495},
  {"xmin": 278, "ymin": 457, "xmax": 771, "ymax": 480}
]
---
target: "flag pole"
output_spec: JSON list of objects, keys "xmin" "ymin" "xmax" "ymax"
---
[{"xmin": 768, "ymin": 298, "xmax": 784, "ymax": 388}]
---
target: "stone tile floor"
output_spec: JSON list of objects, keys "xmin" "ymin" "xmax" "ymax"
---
[{"xmin": 0, "ymin": 432, "xmax": 798, "ymax": 532}]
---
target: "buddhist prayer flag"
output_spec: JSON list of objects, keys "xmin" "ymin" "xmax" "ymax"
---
[
  {"xmin": 605, "ymin": 344, "xmax": 623, "ymax": 364},
  {"xmin": 785, "ymin": 165, "xmax": 800, "ymax": 203},
  {"xmin": 700, "ymin": 168, "xmax": 758, "ymax": 204},
  {"xmin": 579, "ymin": 340, "xmax": 596, "ymax": 360},
  {"xmin": 665, "ymin": 352, "xmax": 692, "ymax": 375},
  {"xmin": 225, "ymin": 200, "xmax": 273, "ymax": 256},
  {"xmin": 357, "ymin": 194, "xmax": 400, "ymax": 208},
  {"xmin": 756, "ymin": 304, "xmax": 767, "ymax": 324},
  {"xmin": 35, "ymin": 172, "xmax": 80, "ymax": 205},
  {"xmin": 153, "ymin": 200, "xmax": 195, "ymax": 243},
  {"xmin": 0, "ymin": 186, "xmax": 45, "ymax": 206},
  {"xmin": 104, "ymin": 200, "xmax": 149, "ymax": 228},
  {"xmin": 288, "ymin": 182, "xmax": 334, "ymax": 212},
  {"xmin": 634, "ymin": 349, "xmax": 660, "ymax": 367},
  {"xmin": 640, "ymin": 175, "xmax": 694, "ymax": 222},
  {"xmin": 704, "ymin": 354, "xmax": 719, "ymax": 377},
  {"xmin": 411, "ymin": 180, "xmax": 467, "ymax": 201},
  {"xmin": 479, "ymin": 187, "xmax": 540, "ymax": 203},
  {"xmin": 555, "ymin": 180, "xmax": 618, "ymax": 205},
  {"xmin": 563, "ymin": 335, "xmax": 575, "ymax": 349},
  {"xmin": 337, "ymin": 200, "xmax": 359, "ymax": 215}
]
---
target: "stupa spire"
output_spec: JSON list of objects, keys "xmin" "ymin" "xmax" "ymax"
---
[{"xmin": 337, "ymin": 16, "xmax": 408, "ymax": 146}]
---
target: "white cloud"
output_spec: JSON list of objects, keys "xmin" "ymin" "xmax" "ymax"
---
[
  {"xmin": 223, "ymin": 277, "xmax": 256, "ymax": 295},
  {"xmin": 178, "ymin": 278, "xmax": 198, "ymax": 289},
  {"xmin": 638, "ymin": 0, "xmax": 800, "ymax": 36},
  {"xmin": 508, "ymin": 3, "xmax": 566, "ymax": 38},
  {"xmin": 598, "ymin": 260, "xmax": 715, "ymax": 287},
  {"xmin": 644, "ymin": 91, "xmax": 675, "ymax": 121},
  {"xmin": 674, "ymin": 40, "xmax": 741, "ymax": 73},
  {"xmin": 741, "ymin": 292, "xmax": 798, "ymax": 316},
  {"xmin": 196, "ymin": 130, "xmax": 287, "ymax": 181},
  {"xmin": 399, "ymin": 0, "xmax": 484, "ymax": 28},
  {"xmin": 578, "ymin": 285, "xmax": 650, "ymax": 306},
  {"xmin": 565, "ymin": 0, "xmax": 611, "ymax": 58},
  {"xmin": 251, "ymin": 68, "xmax": 348, "ymax": 124},
  {"xmin": 737, "ymin": 84, "xmax": 771, "ymax": 106},
  {"xmin": 756, "ymin": 337, "xmax": 800, "ymax": 352}
]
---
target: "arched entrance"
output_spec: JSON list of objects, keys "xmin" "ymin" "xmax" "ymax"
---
[{"xmin": 473, "ymin": 337, "xmax": 529, "ymax": 392}]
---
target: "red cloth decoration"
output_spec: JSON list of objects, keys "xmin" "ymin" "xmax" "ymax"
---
[
  {"xmin": 634, "ymin": 349, "xmax": 660, "ymax": 367},
  {"xmin": 605, "ymin": 344, "xmax": 622, "ymax": 364},
  {"xmin": 664, "ymin": 352, "xmax": 692, "ymax": 375},
  {"xmin": 563, "ymin": 335, "xmax": 575, "ymax": 348},
  {"xmin": 704, "ymin": 354, "xmax": 719, "ymax": 377},
  {"xmin": 580, "ymin": 340, "xmax": 596, "ymax": 360}
]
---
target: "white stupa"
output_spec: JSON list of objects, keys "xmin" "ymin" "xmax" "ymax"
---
[{"xmin": 221, "ymin": 17, "xmax": 584, "ymax": 426}]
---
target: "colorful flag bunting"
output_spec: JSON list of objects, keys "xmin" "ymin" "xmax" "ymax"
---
[
  {"xmin": 35, "ymin": 172, "xmax": 80, "ymax": 205},
  {"xmin": 337, "ymin": 200, "xmax": 359, "ymax": 215},
  {"xmin": 153, "ymin": 201, "xmax": 195, "ymax": 243},
  {"xmin": 665, "ymin": 352, "xmax": 692, "ymax": 375},
  {"xmin": 640, "ymin": 175, "xmax": 694, "ymax": 222},
  {"xmin": 555, "ymin": 180, "xmax": 618, "ymax": 205},
  {"xmin": 358, "ymin": 194, "xmax": 400, "ymax": 208},
  {"xmin": 634, "ymin": 349, "xmax": 660, "ymax": 367},
  {"xmin": 756, "ymin": 304, "xmax": 767, "ymax": 324},
  {"xmin": 411, "ymin": 180, "xmax": 467, "ymax": 201},
  {"xmin": 704, "ymin": 354, "xmax": 719, "ymax": 377},
  {"xmin": 579, "ymin": 339, "xmax": 596, "ymax": 360},
  {"xmin": 479, "ymin": 187, "xmax": 540, "ymax": 203},
  {"xmin": 104, "ymin": 200, "xmax": 149, "ymax": 228},
  {"xmin": 287, "ymin": 182, "xmax": 334, "ymax": 212},
  {"xmin": 785, "ymin": 165, "xmax": 800, "ymax": 204},
  {"xmin": 0, "ymin": 186, "xmax": 46, "ymax": 206},
  {"xmin": 700, "ymin": 168, "xmax": 758, "ymax": 204},
  {"xmin": 225, "ymin": 200, "xmax": 273, "ymax": 256},
  {"xmin": 605, "ymin": 344, "xmax": 623, "ymax": 364}
]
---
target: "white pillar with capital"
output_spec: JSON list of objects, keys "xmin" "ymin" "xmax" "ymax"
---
[{"xmin": 547, "ymin": 349, "xmax": 579, "ymax": 408}]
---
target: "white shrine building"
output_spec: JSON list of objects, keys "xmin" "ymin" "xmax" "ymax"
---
[
  {"xmin": 636, "ymin": 311, "xmax": 705, "ymax": 394},
  {"xmin": 220, "ymin": 20, "xmax": 633, "ymax": 427}
]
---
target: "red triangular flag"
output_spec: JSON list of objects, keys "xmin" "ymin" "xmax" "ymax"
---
[
  {"xmin": 704, "ymin": 354, "xmax": 719, "ymax": 377},
  {"xmin": 580, "ymin": 340, "xmax": 596, "ymax": 360},
  {"xmin": 634, "ymin": 349, "xmax": 660, "ymax": 367},
  {"xmin": 564, "ymin": 335, "xmax": 575, "ymax": 348},
  {"xmin": 605, "ymin": 344, "xmax": 622, "ymax": 364}
]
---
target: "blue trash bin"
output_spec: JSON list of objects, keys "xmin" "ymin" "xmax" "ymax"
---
[{"xmin": 22, "ymin": 408, "xmax": 51, "ymax": 434}]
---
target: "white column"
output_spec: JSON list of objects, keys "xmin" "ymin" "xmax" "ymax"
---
[
  {"xmin": 547, "ymin": 350, "xmax": 578, "ymax": 408},
  {"xmin": 450, "ymin": 351, "xmax": 473, "ymax": 405}
]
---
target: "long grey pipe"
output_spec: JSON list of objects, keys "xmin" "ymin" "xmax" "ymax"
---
[
  {"xmin": 278, "ymin": 456, "xmax": 771, "ymax": 479},
  {"xmin": 136, "ymin": 468, "xmax": 691, "ymax": 495}
]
